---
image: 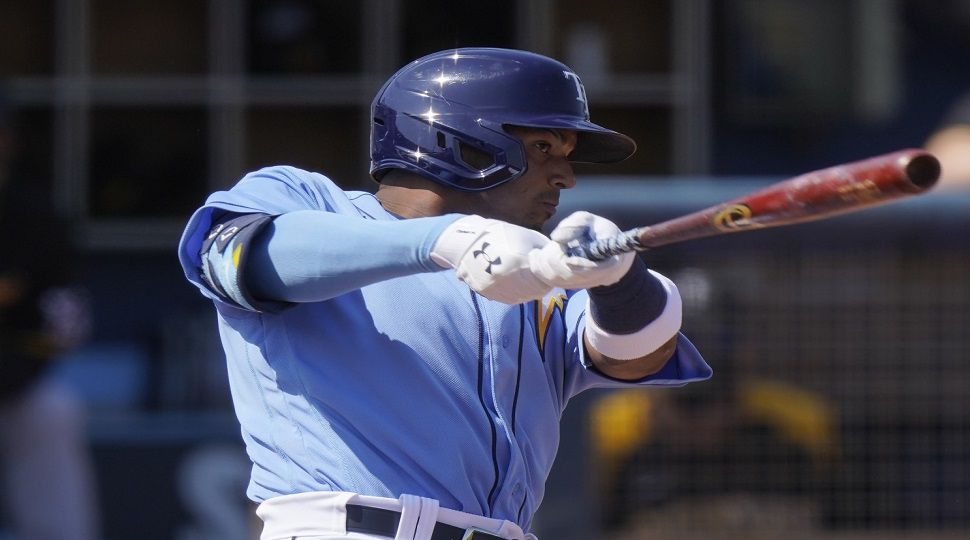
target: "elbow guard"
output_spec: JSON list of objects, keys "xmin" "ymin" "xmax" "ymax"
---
[{"xmin": 199, "ymin": 212, "xmax": 275, "ymax": 311}]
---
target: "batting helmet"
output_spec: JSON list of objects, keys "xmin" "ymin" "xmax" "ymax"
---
[{"xmin": 369, "ymin": 47, "xmax": 636, "ymax": 191}]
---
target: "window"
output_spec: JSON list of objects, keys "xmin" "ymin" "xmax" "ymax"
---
[
  {"xmin": 245, "ymin": 106, "xmax": 367, "ymax": 190},
  {"xmin": 402, "ymin": 0, "xmax": 516, "ymax": 60},
  {"xmin": 0, "ymin": 0, "xmax": 55, "ymax": 75},
  {"xmin": 246, "ymin": 1, "xmax": 363, "ymax": 75},
  {"xmin": 4, "ymin": 0, "xmax": 705, "ymax": 249},
  {"xmin": 89, "ymin": 107, "xmax": 208, "ymax": 218},
  {"xmin": 91, "ymin": 0, "xmax": 208, "ymax": 75}
]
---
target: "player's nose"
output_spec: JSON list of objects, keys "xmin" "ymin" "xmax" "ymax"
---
[{"xmin": 549, "ymin": 160, "xmax": 576, "ymax": 190}]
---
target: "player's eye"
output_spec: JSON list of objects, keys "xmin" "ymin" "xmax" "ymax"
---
[{"xmin": 534, "ymin": 141, "xmax": 552, "ymax": 153}]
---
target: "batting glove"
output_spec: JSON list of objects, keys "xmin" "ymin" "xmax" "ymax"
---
[
  {"xmin": 431, "ymin": 215, "xmax": 554, "ymax": 304},
  {"xmin": 529, "ymin": 211, "xmax": 635, "ymax": 290}
]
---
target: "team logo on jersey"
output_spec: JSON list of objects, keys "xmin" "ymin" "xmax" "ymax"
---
[
  {"xmin": 536, "ymin": 290, "xmax": 567, "ymax": 353},
  {"xmin": 472, "ymin": 242, "xmax": 502, "ymax": 274}
]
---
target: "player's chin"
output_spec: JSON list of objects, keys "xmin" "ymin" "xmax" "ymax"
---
[
  {"xmin": 506, "ymin": 206, "xmax": 552, "ymax": 231},
  {"xmin": 519, "ymin": 210, "xmax": 550, "ymax": 232},
  {"xmin": 537, "ymin": 207, "xmax": 559, "ymax": 231}
]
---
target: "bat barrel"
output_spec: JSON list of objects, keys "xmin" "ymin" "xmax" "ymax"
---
[
  {"xmin": 636, "ymin": 149, "xmax": 941, "ymax": 249},
  {"xmin": 568, "ymin": 148, "xmax": 941, "ymax": 261}
]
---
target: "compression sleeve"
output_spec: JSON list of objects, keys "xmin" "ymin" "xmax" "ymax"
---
[{"xmin": 245, "ymin": 210, "xmax": 462, "ymax": 304}]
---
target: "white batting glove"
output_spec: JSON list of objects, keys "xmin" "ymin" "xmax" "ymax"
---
[
  {"xmin": 529, "ymin": 211, "xmax": 635, "ymax": 290},
  {"xmin": 431, "ymin": 215, "xmax": 553, "ymax": 304}
]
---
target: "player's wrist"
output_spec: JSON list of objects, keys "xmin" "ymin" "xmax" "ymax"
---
[
  {"xmin": 430, "ymin": 214, "xmax": 495, "ymax": 269},
  {"xmin": 430, "ymin": 216, "xmax": 554, "ymax": 304},
  {"xmin": 588, "ymin": 258, "xmax": 664, "ymax": 332},
  {"xmin": 586, "ymin": 264, "xmax": 682, "ymax": 360}
]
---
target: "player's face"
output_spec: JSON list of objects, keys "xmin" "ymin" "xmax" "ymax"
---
[{"xmin": 467, "ymin": 127, "xmax": 578, "ymax": 230}]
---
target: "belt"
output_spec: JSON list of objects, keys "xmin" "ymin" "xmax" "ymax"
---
[{"xmin": 346, "ymin": 504, "xmax": 507, "ymax": 540}]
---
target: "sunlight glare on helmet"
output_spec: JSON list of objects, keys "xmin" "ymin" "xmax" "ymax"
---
[
  {"xmin": 422, "ymin": 107, "xmax": 439, "ymax": 123},
  {"xmin": 433, "ymin": 73, "xmax": 452, "ymax": 87}
]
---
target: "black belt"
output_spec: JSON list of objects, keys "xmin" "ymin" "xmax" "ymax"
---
[{"xmin": 346, "ymin": 503, "xmax": 507, "ymax": 540}]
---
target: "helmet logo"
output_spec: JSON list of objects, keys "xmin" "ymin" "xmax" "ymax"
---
[{"xmin": 562, "ymin": 71, "xmax": 589, "ymax": 116}]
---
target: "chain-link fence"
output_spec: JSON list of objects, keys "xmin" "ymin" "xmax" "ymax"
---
[{"xmin": 541, "ymin": 180, "xmax": 970, "ymax": 540}]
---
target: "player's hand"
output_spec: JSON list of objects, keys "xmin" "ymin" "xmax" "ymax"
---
[
  {"xmin": 529, "ymin": 211, "xmax": 635, "ymax": 290},
  {"xmin": 431, "ymin": 215, "xmax": 553, "ymax": 304}
]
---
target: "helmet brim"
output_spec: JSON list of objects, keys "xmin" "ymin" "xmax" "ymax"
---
[
  {"xmin": 505, "ymin": 118, "xmax": 636, "ymax": 164},
  {"xmin": 572, "ymin": 126, "xmax": 637, "ymax": 164}
]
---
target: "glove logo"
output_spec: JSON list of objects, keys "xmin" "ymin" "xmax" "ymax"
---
[{"xmin": 472, "ymin": 242, "xmax": 502, "ymax": 274}]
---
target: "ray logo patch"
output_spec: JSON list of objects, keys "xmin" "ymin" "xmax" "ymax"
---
[{"xmin": 535, "ymin": 290, "xmax": 567, "ymax": 353}]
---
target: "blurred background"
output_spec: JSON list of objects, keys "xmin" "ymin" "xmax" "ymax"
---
[{"xmin": 1, "ymin": 0, "xmax": 969, "ymax": 539}]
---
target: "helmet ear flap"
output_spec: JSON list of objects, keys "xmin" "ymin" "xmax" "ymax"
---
[
  {"xmin": 457, "ymin": 140, "xmax": 495, "ymax": 171},
  {"xmin": 370, "ymin": 103, "xmax": 527, "ymax": 190},
  {"xmin": 440, "ymin": 121, "xmax": 527, "ymax": 187}
]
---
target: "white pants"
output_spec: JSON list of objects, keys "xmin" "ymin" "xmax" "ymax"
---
[{"xmin": 256, "ymin": 491, "xmax": 536, "ymax": 540}]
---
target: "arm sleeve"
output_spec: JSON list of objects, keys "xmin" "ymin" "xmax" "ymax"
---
[
  {"xmin": 245, "ymin": 210, "xmax": 460, "ymax": 304},
  {"xmin": 178, "ymin": 165, "xmax": 464, "ymax": 311},
  {"xmin": 200, "ymin": 209, "xmax": 461, "ymax": 311}
]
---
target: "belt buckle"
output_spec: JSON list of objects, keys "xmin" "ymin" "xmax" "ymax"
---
[{"xmin": 462, "ymin": 527, "xmax": 496, "ymax": 540}]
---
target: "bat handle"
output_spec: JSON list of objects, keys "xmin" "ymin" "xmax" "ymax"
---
[{"xmin": 564, "ymin": 227, "xmax": 646, "ymax": 261}]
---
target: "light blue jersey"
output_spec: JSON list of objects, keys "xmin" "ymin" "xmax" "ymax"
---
[{"xmin": 177, "ymin": 165, "xmax": 711, "ymax": 531}]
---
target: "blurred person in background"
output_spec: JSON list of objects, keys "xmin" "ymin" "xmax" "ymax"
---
[
  {"xmin": 590, "ymin": 286, "xmax": 840, "ymax": 539},
  {"xmin": 925, "ymin": 92, "xmax": 970, "ymax": 190},
  {"xmin": 592, "ymin": 375, "xmax": 838, "ymax": 539},
  {"xmin": 0, "ymin": 92, "xmax": 99, "ymax": 539}
]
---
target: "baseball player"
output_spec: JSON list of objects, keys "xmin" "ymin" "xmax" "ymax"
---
[{"xmin": 178, "ymin": 48, "xmax": 711, "ymax": 540}]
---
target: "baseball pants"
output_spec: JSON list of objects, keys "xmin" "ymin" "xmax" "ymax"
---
[{"xmin": 256, "ymin": 491, "xmax": 536, "ymax": 540}]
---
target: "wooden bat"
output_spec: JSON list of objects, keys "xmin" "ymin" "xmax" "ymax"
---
[{"xmin": 567, "ymin": 149, "xmax": 941, "ymax": 260}]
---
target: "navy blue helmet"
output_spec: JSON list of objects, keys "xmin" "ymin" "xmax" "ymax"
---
[{"xmin": 370, "ymin": 48, "xmax": 636, "ymax": 191}]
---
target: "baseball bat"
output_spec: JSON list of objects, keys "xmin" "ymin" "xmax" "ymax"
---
[{"xmin": 568, "ymin": 149, "xmax": 940, "ymax": 261}]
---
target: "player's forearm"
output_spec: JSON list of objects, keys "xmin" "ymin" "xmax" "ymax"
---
[
  {"xmin": 583, "ymin": 259, "xmax": 683, "ymax": 379},
  {"xmin": 246, "ymin": 210, "xmax": 461, "ymax": 302},
  {"xmin": 585, "ymin": 334, "xmax": 678, "ymax": 380}
]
